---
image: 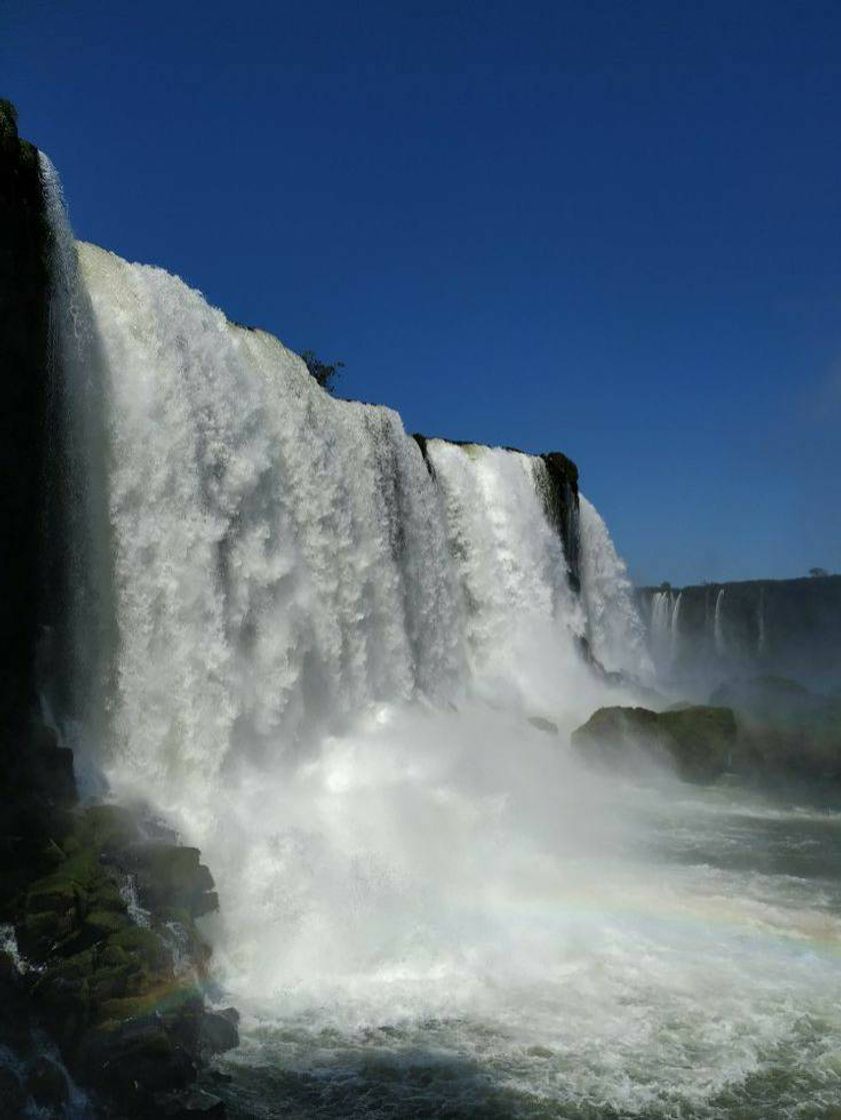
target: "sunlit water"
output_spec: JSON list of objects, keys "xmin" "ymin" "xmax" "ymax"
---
[{"xmin": 199, "ymin": 726, "xmax": 841, "ymax": 1120}]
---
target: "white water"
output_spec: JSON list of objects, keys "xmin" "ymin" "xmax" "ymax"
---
[
  {"xmin": 41, "ymin": 165, "xmax": 841, "ymax": 1118},
  {"xmin": 714, "ymin": 587, "xmax": 727, "ymax": 657},
  {"xmin": 578, "ymin": 496, "xmax": 653, "ymax": 681}
]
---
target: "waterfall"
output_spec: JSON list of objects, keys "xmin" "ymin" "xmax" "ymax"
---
[
  {"xmin": 43, "ymin": 233, "xmax": 647, "ymax": 800},
  {"xmin": 650, "ymin": 589, "xmax": 674, "ymax": 670},
  {"xmin": 714, "ymin": 587, "xmax": 726, "ymax": 657},
  {"xmin": 671, "ymin": 590, "xmax": 683, "ymax": 662},
  {"xmin": 40, "ymin": 160, "xmax": 654, "ymax": 1028},
  {"xmin": 578, "ymin": 496, "xmax": 653, "ymax": 681}
]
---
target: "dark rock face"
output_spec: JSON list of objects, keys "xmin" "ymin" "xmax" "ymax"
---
[
  {"xmin": 540, "ymin": 452, "xmax": 580, "ymax": 593},
  {"xmin": 572, "ymin": 705, "xmax": 737, "ymax": 783},
  {"xmin": 0, "ymin": 99, "xmax": 52, "ymax": 736}
]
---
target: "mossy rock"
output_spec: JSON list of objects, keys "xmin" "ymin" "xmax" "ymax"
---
[
  {"xmin": 26, "ymin": 876, "xmax": 80, "ymax": 915},
  {"xmin": 77, "ymin": 804, "xmax": 140, "ymax": 852},
  {"xmin": 85, "ymin": 879, "xmax": 127, "ymax": 914},
  {"xmin": 571, "ymin": 705, "xmax": 736, "ymax": 783},
  {"xmin": 105, "ymin": 925, "xmax": 170, "ymax": 972},
  {"xmin": 87, "ymin": 962, "xmax": 140, "ymax": 1006},
  {"xmin": 40, "ymin": 948, "xmax": 96, "ymax": 985},
  {"xmin": 84, "ymin": 909, "xmax": 129, "ymax": 941},
  {"xmin": 97, "ymin": 979, "xmax": 200, "ymax": 1026},
  {"xmin": 15, "ymin": 907, "xmax": 75, "ymax": 958},
  {"xmin": 126, "ymin": 843, "xmax": 217, "ymax": 916}
]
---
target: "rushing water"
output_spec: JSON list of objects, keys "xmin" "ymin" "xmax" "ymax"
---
[
  {"xmin": 40, "ymin": 159, "xmax": 841, "ymax": 1119},
  {"xmin": 210, "ymin": 773, "xmax": 841, "ymax": 1119}
]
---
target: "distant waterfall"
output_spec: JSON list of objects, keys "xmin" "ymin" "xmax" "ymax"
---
[
  {"xmin": 671, "ymin": 591, "xmax": 683, "ymax": 661},
  {"xmin": 714, "ymin": 588, "xmax": 726, "ymax": 657},
  {"xmin": 650, "ymin": 589, "xmax": 674, "ymax": 671}
]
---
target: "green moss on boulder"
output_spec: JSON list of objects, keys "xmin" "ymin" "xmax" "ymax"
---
[{"xmin": 572, "ymin": 704, "xmax": 737, "ymax": 783}]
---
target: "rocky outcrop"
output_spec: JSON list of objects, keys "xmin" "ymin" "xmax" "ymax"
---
[
  {"xmin": 0, "ymin": 98, "xmax": 52, "ymax": 736},
  {"xmin": 1, "ymin": 788, "xmax": 237, "ymax": 1117},
  {"xmin": 571, "ymin": 705, "xmax": 737, "ymax": 783}
]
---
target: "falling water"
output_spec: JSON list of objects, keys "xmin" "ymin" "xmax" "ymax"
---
[
  {"xmin": 671, "ymin": 589, "xmax": 683, "ymax": 662},
  {"xmin": 40, "ymin": 165, "xmax": 841, "ymax": 1120},
  {"xmin": 650, "ymin": 588, "xmax": 674, "ymax": 671},
  {"xmin": 578, "ymin": 496, "xmax": 653, "ymax": 681},
  {"xmin": 714, "ymin": 587, "xmax": 727, "ymax": 657}
]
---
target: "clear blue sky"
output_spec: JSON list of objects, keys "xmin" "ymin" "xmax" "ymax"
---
[{"xmin": 5, "ymin": 1, "xmax": 840, "ymax": 585}]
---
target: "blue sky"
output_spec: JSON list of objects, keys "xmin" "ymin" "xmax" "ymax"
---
[{"xmin": 4, "ymin": 1, "xmax": 840, "ymax": 585}]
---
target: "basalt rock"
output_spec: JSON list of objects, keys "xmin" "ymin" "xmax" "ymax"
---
[{"xmin": 572, "ymin": 704, "xmax": 737, "ymax": 783}]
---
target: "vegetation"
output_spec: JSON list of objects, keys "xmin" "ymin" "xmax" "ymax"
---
[{"xmin": 301, "ymin": 349, "xmax": 344, "ymax": 393}]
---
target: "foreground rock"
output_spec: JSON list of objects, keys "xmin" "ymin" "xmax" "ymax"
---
[
  {"xmin": 6, "ymin": 801, "xmax": 237, "ymax": 1117},
  {"xmin": 571, "ymin": 705, "xmax": 738, "ymax": 783},
  {"xmin": 0, "ymin": 716, "xmax": 237, "ymax": 1117}
]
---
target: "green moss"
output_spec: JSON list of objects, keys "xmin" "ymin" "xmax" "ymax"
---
[
  {"xmin": 105, "ymin": 926, "xmax": 169, "ymax": 972},
  {"xmin": 86, "ymin": 880, "xmax": 127, "ymax": 914},
  {"xmin": 85, "ymin": 910, "xmax": 128, "ymax": 940},
  {"xmin": 571, "ymin": 704, "xmax": 736, "ymax": 784},
  {"xmin": 26, "ymin": 877, "xmax": 79, "ymax": 914}
]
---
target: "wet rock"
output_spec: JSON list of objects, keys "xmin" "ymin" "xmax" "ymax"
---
[
  {"xmin": 572, "ymin": 705, "xmax": 737, "ymax": 783},
  {"xmin": 156, "ymin": 1087, "xmax": 227, "ymax": 1117},
  {"xmin": 81, "ymin": 1017, "xmax": 197, "ymax": 1098},
  {"xmin": 26, "ymin": 1055, "xmax": 69, "ymax": 1111},
  {"xmin": 0, "ymin": 1067, "xmax": 26, "ymax": 1119},
  {"xmin": 198, "ymin": 1007, "xmax": 240, "ymax": 1055},
  {"xmin": 122, "ymin": 843, "xmax": 218, "ymax": 918}
]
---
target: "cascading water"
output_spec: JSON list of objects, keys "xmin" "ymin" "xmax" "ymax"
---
[
  {"xmin": 578, "ymin": 496, "xmax": 653, "ymax": 681},
  {"xmin": 714, "ymin": 587, "xmax": 727, "ymax": 658},
  {"xmin": 671, "ymin": 589, "xmax": 683, "ymax": 661},
  {"xmin": 649, "ymin": 588, "xmax": 675, "ymax": 672},
  {"xmin": 42, "ymin": 163, "xmax": 841, "ymax": 1119}
]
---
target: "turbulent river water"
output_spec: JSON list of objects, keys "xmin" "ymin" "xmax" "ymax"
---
[
  {"xmin": 205, "ymin": 766, "xmax": 841, "ymax": 1120},
  {"xmin": 39, "ymin": 156, "xmax": 841, "ymax": 1119}
]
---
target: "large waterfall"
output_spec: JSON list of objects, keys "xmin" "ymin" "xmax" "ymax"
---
[{"xmin": 41, "ymin": 160, "xmax": 841, "ymax": 1120}]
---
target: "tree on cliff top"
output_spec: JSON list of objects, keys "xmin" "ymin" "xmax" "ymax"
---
[{"xmin": 301, "ymin": 350, "xmax": 344, "ymax": 394}]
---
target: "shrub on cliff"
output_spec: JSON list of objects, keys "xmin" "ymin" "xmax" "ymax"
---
[{"xmin": 301, "ymin": 349, "xmax": 344, "ymax": 393}]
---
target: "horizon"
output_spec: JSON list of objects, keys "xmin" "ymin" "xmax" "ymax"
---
[{"xmin": 4, "ymin": 0, "xmax": 840, "ymax": 585}]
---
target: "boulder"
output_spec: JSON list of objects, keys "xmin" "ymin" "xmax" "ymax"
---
[
  {"xmin": 156, "ymin": 1088, "xmax": 227, "ymax": 1117},
  {"xmin": 571, "ymin": 705, "xmax": 737, "ymax": 783},
  {"xmin": 0, "ymin": 1067, "xmax": 26, "ymax": 1119},
  {"xmin": 25, "ymin": 1055, "xmax": 69, "ymax": 1111},
  {"xmin": 198, "ymin": 1008, "xmax": 240, "ymax": 1055}
]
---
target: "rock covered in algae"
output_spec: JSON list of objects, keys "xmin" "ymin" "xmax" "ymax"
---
[{"xmin": 571, "ymin": 704, "xmax": 737, "ymax": 783}]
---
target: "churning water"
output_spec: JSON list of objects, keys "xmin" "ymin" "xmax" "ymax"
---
[{"xmin": 41, "ymin": 159, "xmax": 841, "ymax": 1118}]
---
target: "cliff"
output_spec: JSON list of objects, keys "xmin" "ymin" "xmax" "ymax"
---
[{"xmin": 639, "ymin": 575, "xmax": 841, "ymax": 687}]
